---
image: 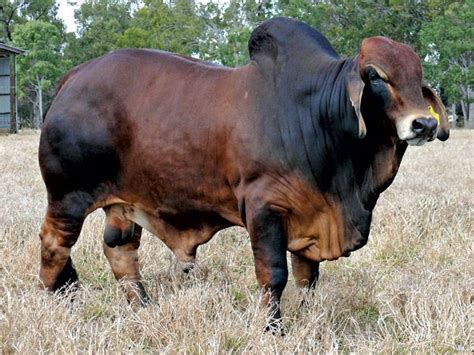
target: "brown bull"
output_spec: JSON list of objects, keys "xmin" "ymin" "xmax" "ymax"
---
[{"xmin": 38, "ymin": 17, "xmax": 449, "ymax": 329}]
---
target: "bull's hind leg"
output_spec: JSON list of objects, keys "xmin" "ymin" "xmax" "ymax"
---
[
  {"xmin": 103, "ymin": 205, "xmax": 149, "ymax": 305},
  {"xmin": 39, "ymin": 202, "xmax": 85, "ymax": 292}
]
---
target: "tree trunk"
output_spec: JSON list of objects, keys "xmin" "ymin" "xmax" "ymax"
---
[
  {"xmin": 32, "ymin": 96, "xmax": 40, "ymax": 129},
  {"xmin": 467, "ymin": 87, "xmax": 473, "ymax": 127},
  {"xmin": 451, "ymin": 104, "xmax": 456, "ymax": 127},
  {"xmin": 33, "ymin": 77, "xmax": 44, "ymax": 129},
  {"xmin": 462, "ymin": 100, "xmax": 474, "ymax": 129},
  {"xmin": 460, "ymin": 100, "xmax": 469, "ymax": 128},
  {"xmin": 459, "ymin": 83, "xmax": 472, "ymax": 127},
  {"xmin": 38, "ymin": 84, "xmax": 43, "ymax": 127}
]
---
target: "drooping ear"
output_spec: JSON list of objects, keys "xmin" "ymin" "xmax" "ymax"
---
[
  {"xmin": 422, "ymin": 83, "xmax": 449, "ymax": 141},
  {"xmin": 347, "ymin": 69, "xmax": 367, "ymax": 139}
]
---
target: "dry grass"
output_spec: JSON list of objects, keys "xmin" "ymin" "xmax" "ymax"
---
[{"xmin": 0, "ymin": 129, "xmax": 472, "ymax": 353}]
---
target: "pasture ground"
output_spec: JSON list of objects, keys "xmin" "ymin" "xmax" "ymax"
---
[{"xmin": 0, "ymin": 130, "xmax": 472, "ymax": 353}]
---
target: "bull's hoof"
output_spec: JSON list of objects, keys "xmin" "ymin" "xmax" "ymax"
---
[
  {"xmin": 121, "ymin": 280, "xmax": 151, "ymax": 308},
  {"xmin": 132, "ymin": 286, "xmax": 151, "ymax": 307},
  {"xmin": 181, "ymin": 261, "xmax": 195, "ymax": 274},
  {"xmin": 264, "ymin": 311, "xmax": 284, "ymax": 336},
  {"xmin": 297, "ymin": 279, "xmax": 319, "ymax": 290},
  {"xmin": 127, "ymin": 295, "xmax": 150, "ymax": 308},
  {"xmin": 52, "ymin": 257, "xmax": 79, "ymax": 294},
  {"xmin": 264, "ymin": 318, "xmax": 285, "ymax": 336}
]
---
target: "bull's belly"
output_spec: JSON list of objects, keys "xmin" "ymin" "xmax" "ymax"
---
[{"xmin": 94, "ymin": 197, "xmax": 241, "ymax": 265}]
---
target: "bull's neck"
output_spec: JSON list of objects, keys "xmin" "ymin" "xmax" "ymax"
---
[{"xmin": 271, "ymin": 56, "xmax": 405, "ymax": 209}]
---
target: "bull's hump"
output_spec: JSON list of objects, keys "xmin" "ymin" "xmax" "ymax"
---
[{"xmin": 249, "ymin": 17, "xmax": 339, "ymax": 61}]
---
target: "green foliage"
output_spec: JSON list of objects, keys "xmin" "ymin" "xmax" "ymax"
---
[
  {"xmin": 278, "ymin": 0, "xmax": 430, "ymax": 56},
  {"xmin": 65, "ymin": 0, "xmax": 134, "ymax": 65},
  {"xmin": 18, "ymin": 0, "xmax": 60, "ymax": 22},
  {"xmin": 13, "ymin": 20, "xmax": 69, "ymax": 126},
  {"xmin": 420, "ymin": 1, "xmax": 474, "ymax": 110},
  {"xmin": 13, "ymin": 20, "xmax": 65, "ymax": 89},
  {"xmin": 2, "ymin": 0, "xmax": 472, "ymax": 127},
  {"xmin": 0, "ymin": 0, "xmax": 61, "ymax": 41},
  {"xmin": 279, "ymin": 0, "xmax": 332, "ymax": 32},
  {"xmin": 117, "ymin": 0, "xmax": 206, "ymax": 56},
  {"xmin": 198, "ymin": 0, "xmax": 272, "ymax": 66}
]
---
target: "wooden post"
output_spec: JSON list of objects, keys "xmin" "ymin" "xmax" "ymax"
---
[{"xmin": 9, "ymin": 53, "xmax": 17, "ymax": 133}]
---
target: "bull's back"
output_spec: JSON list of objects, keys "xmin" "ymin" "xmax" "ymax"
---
[{"xmin": 40, "ymin": 49, "xmax": 241, "ymax": 213}]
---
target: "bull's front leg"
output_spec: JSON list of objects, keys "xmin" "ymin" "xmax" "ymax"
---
[{"xmin": 247, "ymin": 208, "xmax": 288, "ymax": 333}]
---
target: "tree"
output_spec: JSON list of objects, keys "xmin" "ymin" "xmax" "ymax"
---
[
  {"xmin": 420, "ymin": 1, "xmax": 474, "ymax": 125},
  {"xmin": 117, "ymin": 0, "xmax": 206, "ymax": 57},
  {"xmin": 0, "ymin": 0, "xmax": 61, "ymax": 42},
  {"xmin": 280, "ymin": 0, "xmax": 429, "ymax": 56},
  {"xmin": 198, "ymin": 0, "xmax": 277, "ymax": 66},
  {"xmin": 65, "ymin": 0, "xmax": 134, "ymax": 65},
  {"xmin": 13, "ymin": 21, "xmax": 68, "ymax": 128},
  {"xmin": 4, "ymin": 0, "xmax": 470, "ymax": 131},
  {"xmin": 0, "ymin": 0, "xmax": 22, "ymax": 41}
]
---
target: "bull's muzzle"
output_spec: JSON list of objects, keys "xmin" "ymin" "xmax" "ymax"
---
[
  {"xmin": 412, "ymin": 117, "xmax": 438, "ymax": 140},
  {"xmin": 397, "ymin": 115, "xmax": 438, "ymax": 146}
]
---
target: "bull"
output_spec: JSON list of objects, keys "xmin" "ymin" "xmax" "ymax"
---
[{"xmin": 38, "ymin": 17, "xmax": 449, "ymax": 329}]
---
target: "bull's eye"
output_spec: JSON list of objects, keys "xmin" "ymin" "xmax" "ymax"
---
[
  {"xmin": 365, "ymin": 67, "xmax": 390, "ymax": 109},
  {"xmin": 366, "ymin": 67, "xmax": 389, "ymax": 84},
  {"xmin": 367, "ymin": 68, "xmax": 381, "ymax": 82}
]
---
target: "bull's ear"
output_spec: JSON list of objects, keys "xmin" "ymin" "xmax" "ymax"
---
[
  {"xmin": 422, "ymin": 83, "xmax": 449, "ymax": 141},
  {"xmin": 347, "ymin": 70, "xmax": 367, "ymax": 139}
]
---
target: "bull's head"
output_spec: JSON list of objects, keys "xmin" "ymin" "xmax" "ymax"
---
[{"xmin": 348, "ymin": 36, "xmax": 449, "ymax": 144}]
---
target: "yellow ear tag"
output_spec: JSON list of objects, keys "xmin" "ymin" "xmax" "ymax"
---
[{"xmin": 428, "ymin": 105, "xmax": 440, "ymax": 124}]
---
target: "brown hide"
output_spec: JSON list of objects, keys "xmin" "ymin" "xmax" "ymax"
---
[{"xmin": 38, "ymin": 18, "xmax": 448, "ymax": 328}]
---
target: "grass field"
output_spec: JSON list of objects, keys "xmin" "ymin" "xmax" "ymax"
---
[{"xmin": 0, "ymin": 130, "xmax": 472, "ymax": 353}]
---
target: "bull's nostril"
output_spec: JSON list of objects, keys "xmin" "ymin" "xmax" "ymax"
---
[
  {"xmin": 412, "ymin": 117, "xmax": 437, "ymax": 135},
  {"xmin": 412, "ymin": 118, "xmax": 426, "ymax": 133}
]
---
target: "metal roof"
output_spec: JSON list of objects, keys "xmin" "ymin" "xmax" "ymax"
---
[{"xmin": 0, "ymin": 42, "xmax": 24, "ymax": 55}]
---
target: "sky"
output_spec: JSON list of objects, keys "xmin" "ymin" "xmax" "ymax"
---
[{"xmin": 57, "ymin": 0, "xmax": 83, "ymax": 33}]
